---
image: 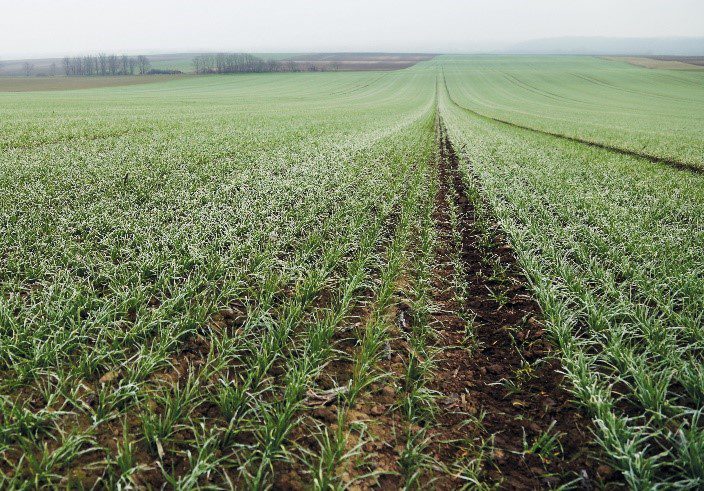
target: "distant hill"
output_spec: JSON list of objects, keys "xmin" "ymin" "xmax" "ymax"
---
[{"xmin": 505, "ymin": 37, "xmax": 704, "ymax": 55}]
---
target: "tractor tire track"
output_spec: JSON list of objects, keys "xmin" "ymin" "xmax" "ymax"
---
[{"xmin": 426, "ymin": 118, "xmax": 617, "ymax": 489}]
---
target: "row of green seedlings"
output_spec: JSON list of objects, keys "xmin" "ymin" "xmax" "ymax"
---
[
  {"xmin": 507, "ymin": 217, "xmax": 700, "ymax": 488},
  {"xmin": 441, "ymin": 121, "xmax": 569, "ymax": 476},
  {"xmin": 447, "ymin": 130, "xmax": 704, "ymax": 486},
  {"xmin": 527, "ymin": 201, "xmax": 704, "ymax": 486},
  {"xmin": 292, "ymin": 114, "xmax": 438, "ymax": 487},
  {"xmin": 300, "ymin": 166, "xmax": 428, "ymax": 489},
  {"xmin": 199, "ymin": 145, "xmax": 424, "ymax": 487},
  {"xmin": 396, "ymin": 157, "xmax": 443, "ymax": 488},
  {"xmin": 243, "ymin": 193, "xmax": 402, "ymax": 490},
  {"xmin": 235, "ymin": 133, "xmax": 445, "ymax": 486},
  {"xmin": 436, "ymin": 130, "xmax": 496, "ymax": 488},
  {"xmin": 440, "ymin": 87, "xmax": 704, "ymax": 485},
  {"xmin": 172, "ymin": 194, "xmax": 401, "ymax": 490}
]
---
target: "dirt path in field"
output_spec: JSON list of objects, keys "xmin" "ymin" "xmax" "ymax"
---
[{"xmin": 425, "ymin": 120, "xmax": 615, "ymax": 488}]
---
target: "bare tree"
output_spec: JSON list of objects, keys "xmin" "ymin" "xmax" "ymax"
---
[
  {"xmin": 69, "ymin": 57, "xmax": 81, "ymax": 76},
  {"xmin": 60, "ymin": 54, "xmax": 142, "ymax": 77},
  {"xmin": 50, "ymin": 62, "xmax": 57, "ymax": 76},
  {"xmin": 108, "ymin": 54, "xmax": 118, "ymax": 75},
  {"xmin": 216, "ymin": 53, "xmax": 225, "ymax": 73},
  {"xmin": 98, "ymin": 53, "xmax": 108, "ymax": 76},
  {"xmin": 83, "ymin": 56, "xmax": 94, "ymax": 76},
  {"xmin": 286, "ymin": 60, "xmax": 298, "ymax": 72},
  {"xmin": 62, "ymin": 57, "xmax": 71, "ymax": 76},
  {"xmin": 128, "ymin": 56, "xmax": 137, "ymax": 75},
  {"xmin": 201, "ymin": 55, "xmax": 214, "ymax": 73},
  {"xmin": 137, "ymin": 55, "xmax": 150, "ymax": 75},
  {"xmin": 23, "ymin": 62, "xmax": 34, "ymax": 77}
]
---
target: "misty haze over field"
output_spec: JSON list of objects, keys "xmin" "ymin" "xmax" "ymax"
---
[{"xmin": 1, "ymin": 0, "xmax": 703, "ymax": 59}]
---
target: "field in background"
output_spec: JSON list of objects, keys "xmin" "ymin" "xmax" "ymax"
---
[
  {"xmin": 0, "ymin": 53, "xmax": 433, "ymax": 93},
  {"xmin": 0, "ymin": 74, "xmax": 191, "ymax": 92},
  {"xmin": 1, "ymin": 56, "xmax": 703, "ymax": 488},
  {"xmin": 442, "ymin": 55, "xmax": 704, "ymax": 168}
]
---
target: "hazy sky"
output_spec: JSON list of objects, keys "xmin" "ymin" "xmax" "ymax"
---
[{"xmin": 2, "ymin": 0, "xmax": 703, "ymax": 58}]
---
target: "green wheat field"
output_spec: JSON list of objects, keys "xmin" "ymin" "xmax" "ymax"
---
[{"xmin": 1, "ymin": 55, "xmax": 703, "ymax": 489}]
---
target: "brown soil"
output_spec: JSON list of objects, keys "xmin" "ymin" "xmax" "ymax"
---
[
  {"xmin": 276, "ymin": 120, "xmax": 622, "ymax": 489},
  {"xmin": 424, "ymin": 120, "xmax": 621, "ymax": 489},
  {"xmin": 290, "ymin": 60, "xmax": 431, "ymax": 71},
  {"xmin": 286, "ymin": 53, "xmax": 436, "ymax": 71},
  {"xmin": 605, "ymin": 55, "xmax": 704, "ymax": 70},
  {"xmin": 0, "ymin": 74, "xmax": 191, "ymax": 92},
  {"xmin": 273, "ymin": 120, "xmax": 623, "ymax": 490},
  {"xmin": 649, "ymin": 56, "xmax": 704, "ymax": 67}
]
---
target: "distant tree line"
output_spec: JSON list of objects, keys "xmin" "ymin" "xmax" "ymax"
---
[
  {"xmin": 23, "ymin": 62, "xmax": 35, "ymax": 77},
  {"xmin": 18, "ymin": 62, "xmax": 55, "ymax": 77},
  {"xmin": 61, "ymin": 54, "xmax": 152, "ymax": 76},
  {"xmin": 192, "ymin": 53, "xmax": 335, "ymax": 74}
]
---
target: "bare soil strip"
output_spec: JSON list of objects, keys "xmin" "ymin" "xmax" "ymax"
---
[
  {"xmin": 441, "ymin": 72, "xmax": 704, "ymax": 175},
  {"xmin": 0, "ymin": 75, "xmax": 191, "ymax": 92},
  {"xmin": 603, "ymin": 56, "xmax": 704, "ymax": 70},
  {"xmin": 426, "ymin": 120, "xmax": 616, "ymax": 489},
  {"xmin": 647, "ymin": 55, "xmax": 704, "ymax": 67}
]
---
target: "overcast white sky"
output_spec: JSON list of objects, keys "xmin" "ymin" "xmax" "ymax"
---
[{"xmin": 2, "ymin": 0, "xmax": 703, "ymax": 58}]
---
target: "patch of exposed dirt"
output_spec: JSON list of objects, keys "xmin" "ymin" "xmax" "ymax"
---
[
  {"xmin": 424, "ymin": 120, "xmax": 622, "ymax": 489},
  {"xmin": 604, "ymin": 55, "xmax": 704, "ymax": 70},
  {"xmin": 285, "ymin": 53, "xmax": 437, "ymax": 71},
  {"xmin": 0, "ymin": 75, "xmax": 191, "ymax": 92},
  {"xmin": 648, "ymin": 55, "xmax": 704, "ymax": 67}
]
